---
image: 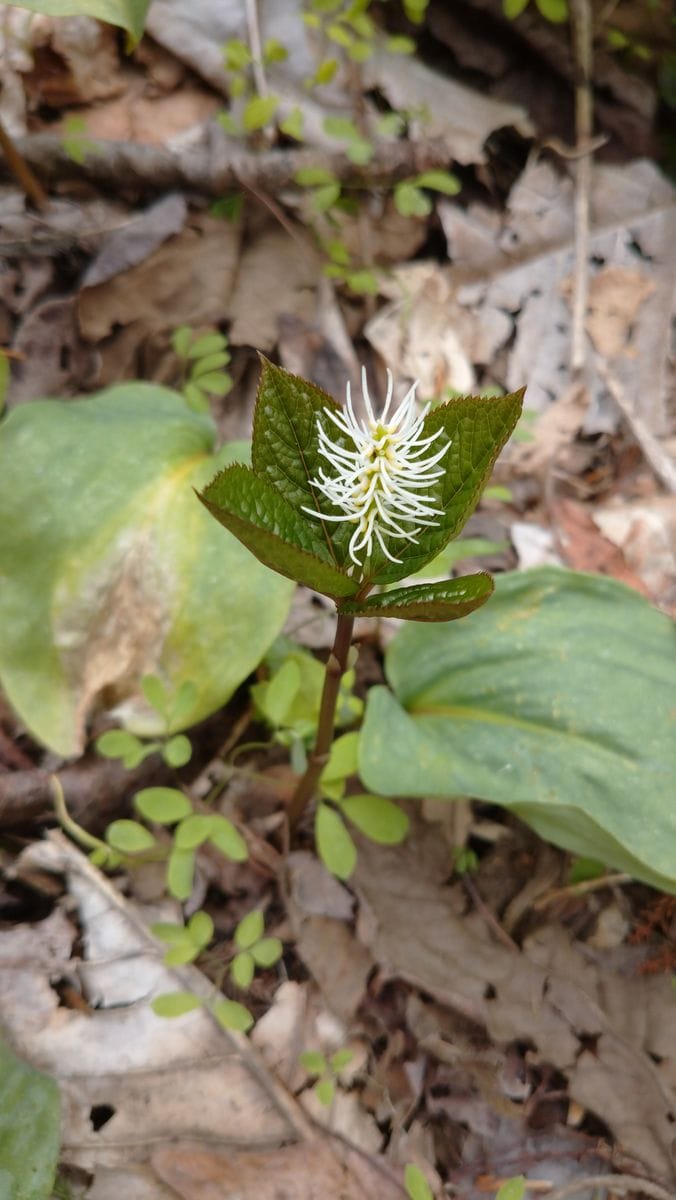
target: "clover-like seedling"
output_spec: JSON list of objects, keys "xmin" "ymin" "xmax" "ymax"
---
[
  {"xmin": 231, "ymin": 910, "xmax": 283, "ymax": 989},
  {"xmin": 404, "ymin": 1163, "xmax": 434, "ymax": 1200},
  {"xmin": 172, "ymin": 326, "xmax": 233, "ymax": 413},
  {"xmin": 96, "ymin": 674, "xmax": 195, "ymax": 769},
  {"xmin": 299, "ymin": 1046, "xmax": 354, "ymax": 1107},
  {"xmin": 199, "ymin": 358, "xmax": 524, "ymax": 836}
]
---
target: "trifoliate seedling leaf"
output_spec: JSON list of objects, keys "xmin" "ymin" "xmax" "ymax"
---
[
  {"xmin": 339, "ymin": 574, "xmax": 494, "ymax": 622},
  {"xmin": 235, "ymin": 909, "xmax": 265, "ymax": 949},
  {"xmin": 163, "ymin": 734, "xmax": 192, "ymax": 767},
  {"xmin": 339, "ymin": 793, "xmax": 409, "ymax": 844},
  {"xmin": 183, "ymin": 382, "xmax": 209, "ymax": 413},
  {"xmin": 312, "ymin": 183, "xmax": 342, "ymax": 212},
  {"xmin": 231, "ymin": 950, "xmax": 255, "ymax": 989},
  {"xmin": 316, "ymin": 803, "xmax": 357, "ymax": 881},
  {"xmin": 141, "ymin": 673, "xmax": 168, "ymax": 718},
  {"xmin": 163, "ymin": 941, "xmax": 199, "ymax": 966},
  {"xmin": 209, "ymin": 815, "xmax": 248, "ymax": 861},
  {"xmin": 0, "ymin": 1038, "xmax": 60, "ymax": 1200},
  {"xmin": 404, "ymin": 1163, "xmax": 434, "ymax": 1200},
  {"xmin": 167, "ymin": 848, "xmax": 195, "ymax": 901},
  {"xmin": 151, "ymin": 991, "xmax": 202, "ymax": 1017},
  {"xmin": 243, "ymin": 95, "xmax": 279, "ymax": 132},
  {"xmin": 387, "ymin": 34, "xmax": 416, "ymax": 53},
  {"xmin": 172, "ymin": 325, "xmax": 192, "ymax": 357},
  {"xmin": 96, "ymin": 729, "xmax": 148, "ymax": 767},
  {"xmin": 192, "ymin": 353, "xmax": 231, "ymax": 378},
  {"xmin": 224, "ymin": 38, "xmax": 252, "ymax": 70},
  {"xmin": 195, "ymin": 371, "xmax": 233, "ymax": 396},
  {"xmin": 135, "ymin": 786, "xmax": 192, "ymax": 824},
  {"xmin": 211, "ymin": 999, "xmax": 254, "ymax": 1033},
  {"xmin": 106, "ymin": 819, "xmax": 156, "ymax": 854},
  {"xmin": 330, "ymin": 1048, "xmax": 353, "ymax": 1072},
  {"xmin": 263, "ymin": 37, "xmax": 288, "ymax": 63},
  {"xmin": 361, "ymin": 568, "xmax": 676, "ymax": 894},
  {"xmin": 174, "ymin": 814, "xmax": 214, "ymax": 850},
  {"xmin": 394, "ymin": 183, "xmax": 432, "ymax": 218},
  {"xmin": 250, "ymin": 937, "xmax": 283, "ymax": 968},
  {"xmin": 496, "ymin": 1176, "xmax": 526, "ymax": 1200},
  {"xmin": 299, "ymin": 1050, "xmax": 326, "ymax": 1075},
  {"xmin": 280, "ymin": 107, "xmax": 304, "ymax": 138}
]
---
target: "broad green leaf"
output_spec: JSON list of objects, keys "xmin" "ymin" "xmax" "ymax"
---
[
  {"xmin": 299, "ymin": 1050, "xmax": 326, "ymax": 1075},
  {"xmin": 151, "ymin": 992, "xmax": 202, "ymax": 1017},
  {"xmin": 339, "ymin": 793, "xmax": 409, "ymax": 844},
  {"xmin": 535, "ymin": 0, "xmax": 568, "ymax": 21},
  {"xmin": 175, "ymin": 814, "xmax": 214, "ymax": 850},
  {"xmin": 235, "ymin": 909, "xmax": 265, "ymax": 949},
  {"xmin": 250, "ymin": 937, "xmax": 283, "ymax": 967},
  {"xmin": 231, "ymin": 950, "xmax": 255, "ymax": 989},
  {"xmin": 105, "ymin": 819, "xmax": 155, "ymax": 854},
  {"xmin": 365, "ymin": 389, "xmax": 524, "ymax": 586},
  {"xmin": 188, "ymin": 910, "xmax": 214, "ymax": 949},
  {"xmin": 503, "ymin": 0, "xmax": 530, "ymax": 15},
  {"xmin": 0, "ymin": 1039, "xmax": 60, "ymax": 1200},
  {"xmin": 209, "ymin": 815, "xmax": 248, "ymax": 861},
  {"xmin": 199, "ymin": 463, "xmax": 357, "ymax": 599},
  {"xmin": 0, "ymin": 385, "xmax": 292, "ymax": 755},
  {"xmin": 496, "ymin": 1177, "xmax": 526, "ymax": 1200},
  {"xmin": 360, "ymin": 568, "xmax": 676, "ymax": 893},
  {"xmin": 211, "ymin": 998, "xmax": 254, "ymax": 1033},
  {"xmin": 262, "ymin": 658, "xmax": 301, "ymax": 726},
  {"xmin": 0, "ymin": 0, "xmax": 150, "ymax": 42},
  {"xmin": 243, "ymin": 95, "xmax": 279, "ymax": 132},
  {"xmin": 315, "ymin": 802, "xmax": 357, "ymax": 881},
  {"xmin": 315, "ymin": 1077, "xmax": 335, "ymax": 1106},
  {"xmin": 134, "ymin": 786, "xmax": 192, "ymax": 824},
  {"xmin": 163, "ymin": 733, "xmax": 192, "ymax": 767},
  {"xmin": 404, "ymin": 1163, "xmax": 434, "ymax": 1200},
  {"xmin": 394, "ymin": 183, "xmax": 432, "ymax": 218},
  {"xmin": 338, "ymin": 574, "xmax": 494, "ymax": 621},
  {"xmin": 167, "ymin": 847, "xmax": 195, "ymax": 901},
  {"xmin": 414, "ymin": 170, "xmax": 461, "ymax": 195}
]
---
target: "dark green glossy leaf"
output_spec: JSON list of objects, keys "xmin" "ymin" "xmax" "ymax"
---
[
  {"xmin": 0, "ymin": 1039, "xmax": 60, "ymax": 1200},
  {"xmin": 199, "ymin": 463, "xmax": 357, "ymax": 599},
  {"xmin": 360, "ymin": 568, "xmax": 676, "ymax": 893},
  {"xmin": 338, "ymin": 573, "xmax": 494, "ymax": 621},
  {"xmin": 366, "ymin": 389, "xmax": 524, "ymax": 586}
]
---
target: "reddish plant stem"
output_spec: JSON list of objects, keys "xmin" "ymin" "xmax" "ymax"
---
[
  {"xmin": 0, "ymin": 115, "xmax": 48, "ymax": 210},
  {"xmin": 287, "ymin": 613, "xmax": 355, "ymax": 829}
]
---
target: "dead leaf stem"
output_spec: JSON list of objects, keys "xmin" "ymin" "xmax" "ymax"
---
[{"xmin": 546, "ymin": 1173, "xmax": 675, "ymax": 1200}]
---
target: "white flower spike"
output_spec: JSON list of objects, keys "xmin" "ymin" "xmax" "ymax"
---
[{"xmin": 302, "ymin": 368, "xmax": 450, "ymax": 571}]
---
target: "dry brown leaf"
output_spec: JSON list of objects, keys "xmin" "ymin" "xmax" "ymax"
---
[
  {"xmin": 82, "ymin": 194, "xmax": 188, "ymax": 288},
  {"xmin": 26, "ymin": 16, "xmax": 123, "ymax": 106},
  {"xmin": 75, "ymin": 82, "xmax": 219, "ymax": 146},
  {"xmin": 353, "ymin": 824, "xmax": 676, "ymax": 1184},
  {"xmin": 593, "ymin": 497, "xmax": 676, "ymax": 610},
  {"xmin": 582, "ymin": 266, "xmax": 655, "ymax": 359},
  {"xmin": 228, "ymin": 228, "xmax": 321, "ymax": 353},
  {"xmin": 551, "ymin": 497, "xmax": 651, "ymax": 596},
  {"xmin": 9, "ymin": 296, "xmax": 97, "ymax": 405}
]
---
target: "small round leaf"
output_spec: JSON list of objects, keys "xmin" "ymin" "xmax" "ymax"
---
[
  {"xmin": 299, "ymin": 1050, "xmax": 326, "ymax": 1076},
  {"xmin": 188, "ymin": 910, "xmax": 214, "ymax": 949},
  {"xmin": 209, "ymin": 816, "xmax": 248, "ymax": 862},
  {"xmin": 340, "ymin": 794, "xmax": 409, "ymax": 845},
  {"xmin": 105, "ymin": 820, "xmax": 156, "ymax": 854},
  {"xmin": 235, "ymin": 909, "xmax": 265, "ymax": 950},
  {"xmin": 174, "ymin": 814, "xmax": 214, "ymax": 850},
  {"xmin": 315, "ymin": 803, "xmax": 356, "ymax": 881},
  {"xmin": 231, "ymin": 951, "xmax": 255, "ymax": 990},
  {"xmin": 135, "ymin": 787, "xmax": 192, "ymax": 824},
  {"xmin": 152, "ymin": 992, "xmax": 202, "ymax": 1018},
  {"xmin": 163, "ymin": 735, "xmax": 193, "ymax": 767},
  {"xmin": 315, "ymin": 1078, "xmax": 335, "ymax": 1106},
  {"xmin": 167, "ymin": 847, "xmax": 195, "ymax": 901},
  {"xmin": 211, "ymin": 998, "xmax": 254, "ymax": 1033},
  {"xmin": 404, "ymin": 1163, "xmax": 434, "ymax": 1200},
  {"xmin": 250, "ymin": 937, "xmax": 283, "ymax": 968}
]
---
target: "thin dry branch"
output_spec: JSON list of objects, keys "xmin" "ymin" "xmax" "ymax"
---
[
  {"xmin": 546, "ymin": 1173, "xmax": 675, "ymax": 1200},
  {"xmin": 3, "ymin": 133, "xmax": 456, "ymax": 199},
  {"xmin": 569, "ymin": 0, "xmax": 594, "ymax": 375}
]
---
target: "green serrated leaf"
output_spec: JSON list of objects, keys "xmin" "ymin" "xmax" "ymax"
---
[
  {"xmin": 339, "ymin": 793, "xmax": 410, "ymax": 844},
  {"xmin": 211, "ymin": 998, "xmax": 254, "ymax": 1032},
  {"xmin": 175, "ymin": 814, "xmax": 214, "ymax": 850},
  {"xmin": 404, "ymin": 1163, "xmax": 434, "ymax": 1200},
  {"xmin": 135, "ymin": 786, "xmax": 192, "ymax": 823},
  {"xmin": 250, "ymin": 937, "xmax": 283, "ymax": 967},
  {"xmin": 105, "ymin": 819, "xmax": 156, "ymax": 854},
  {"xmin": 339, "ymin": 573, "xmax": 494, "ymax": 621},
  {"xmin": 315, "ymin": 803, "xmax": 357, "ymax": 881},
  {"xmin": 151, "ymin": 991, "xmax": 202, "ymax": 1017},
  {"xmin": 167, "ymin": 847, "xmax": 195, "ymax": 901},
  {"xmin": 199, "ymin": 462, "xmax": 357, "ymax": 600},
  {"xmin": 209, "ymin": 815, "xmax": 248, "ymax": 861},
  {"xmin": 299, "ymin": 1049, "xmax": 326, "ymax": 1075},
  {"xmin": 366, "ymin": 389, "xmax": 524, "ymax": 587},
  {"xmin": 315, "ymin": 1077, "xmax": 335, "ymax": 1106},
  {"xmin": 235, "ymin": 909, "xmax": 265, "ymax": 949},
  {"xmin": 394, "ymin": 182, "xmax": 432, "ymax": 218},
  {"xmin": 0, "ymin": 1038, "xmax": 60, "ymax": 1200},
  {"xmin": 188, "ymin": 910, "xmax": 214, "ymax": 949},
  {"xmin": 243, "ymin": 94, "xmax": 279, "ymax": 132},
  {"xmin": 231, "ymin": 950, "xmax": 255, "ymax": 989},
  {"xmin": 414, "ymin": 170, "xmax": 461, "ymax": 195},
  {"xmin": 163, "ymin": 734, "xmax": 192, "ymax": 767}
]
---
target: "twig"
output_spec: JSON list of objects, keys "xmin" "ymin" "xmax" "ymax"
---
[
  {"xmin": 245, "ymin": 0, "xmax": 268, "ymax": 100},
  {"xmin": 0, "ymin": 114, "xmax": 48, "ymax": 210},
  {"xmin": 532, "ymin": 871, "xmax": 631, "ymax": 911},
  {"xmin": 0, "ymin": 754, "xmax": 173, "ymax": 829},
  {"xmin": 3, "ymin": 133, "xmax": 455, "ymax": 198},
  {"xmin": 569, "ymin": 0, "xmax": 594, "ymax": 375},
  {"xmin": 596, "ymin": 360, "xmax": 676, "ymax": 494},
  {"xmin": 545, "ymin": 1173, "xmax": 676, "ymax": 1200},
  {"xmin": 462, "ymin": 875, "xmax": 519, "ymax": 952}
]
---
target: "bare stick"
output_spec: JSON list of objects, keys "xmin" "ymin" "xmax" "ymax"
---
[
  {"xmin": 546, "ymin": 1173, "xmax": 675, "ymax": 1200},
  {"xmin": 569, "ymin": 0, "xmax": 593, "ymax": 375},
  {"xmin": 597, "ymin": 360, "xmax": 676, "ymax": 494},
  {"xmin": 287, "ymin": 613, "xmax": 355, "ymax": 829},
  {"xmin": 0, "ymin": 115, "xmax": 48, "ymax": 210}
]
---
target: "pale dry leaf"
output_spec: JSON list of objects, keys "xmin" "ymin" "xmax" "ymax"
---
[
  {"xmin": 593, "ymin": 497, "xmax": 676, "ymax": 609},
  {"xmin": 510, "ymin": 522, "xmax": 563, "ymax": 570},
  {"xmin": 46, "ymin": 16, "xmax": 124, "ymax": 104},
  {"xmin": 9, "ymin": 296, "xmax": 96, "ymax": 405},
  {"xmin": 582, "ymin": 266, "xmax": 655, "ymax": 359},
  {"xmin": 228, "ymin": 227, "xmax": 321, "ymax": 352},
  {"xmin": 82, "ymin": 194, "xmax": 188, "ymax": 288},
  {"xmin": 352, "ymin": 823, "xmax": 676, "ymax": 1183}
]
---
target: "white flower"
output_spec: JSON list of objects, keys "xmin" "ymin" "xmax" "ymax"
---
[{"xmin": 302, "ymin": 368, "xmax": 450, "ymax": 570}]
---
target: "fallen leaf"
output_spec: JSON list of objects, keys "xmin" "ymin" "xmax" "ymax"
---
[
  {"xmin": 9, "ymin": 296, "xmax": 96, "ymax": 405},
  {"xmin": 228, "ymin": 228, "xmax": 321, "ymax": 352},
  {"xmin": 582, "ymin": 265, "xmax": 655, "ymax": 359},
  {"xmin": 593, "ymin": 496, "xmax": 676, "ymax": 610},
  {"xmin": 552, "ymin": 497, "xmax": 651, "ymax": 596},
  {"xmin": 82, "ymin": 194, "xmax": 188, "ymax": 288}
]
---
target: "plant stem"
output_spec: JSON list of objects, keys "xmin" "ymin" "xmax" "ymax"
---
[
  {"xmin": 287, "ymin": 613, "xmax": 355, "ymax": 829},
  {"xmin": 0, "ymin": 115, "xmax": 48, "ymax": 210}
]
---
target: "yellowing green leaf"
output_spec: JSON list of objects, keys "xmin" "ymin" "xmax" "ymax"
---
[
  {"xmin": 243, "ymin": 95, "xmax": 279, "ymax": 132},
  {"xmin": 151, "ymin": 991, "xmax": 202, "ymax": 1017}
]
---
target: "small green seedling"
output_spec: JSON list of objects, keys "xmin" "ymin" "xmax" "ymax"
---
[
  {"xmin": 404, "ymin": 1163, "xmax": 434, "ymax": 1200},
  {"xmin": 96, "ymin": 675, "xmax": 196, "ymax": 769},
  {"xmin": 152, "ymin": 910, "xmax": 214, "ymax": 966},
  {"xmin": 172, "ymin": 327, "xmax": 233, "ymax": 413},
  {"xmin": 299, "ymin": 1046, "xmax": 353, "ymax": 1107},
  {"xmin": 230, "ymin": 909, "xmax": 283, "ymax": 989}
]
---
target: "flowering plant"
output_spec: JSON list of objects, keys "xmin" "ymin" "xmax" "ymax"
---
[{"xmin": 200, "ymin": 358, "xmax": 523, "ymax": 825}]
